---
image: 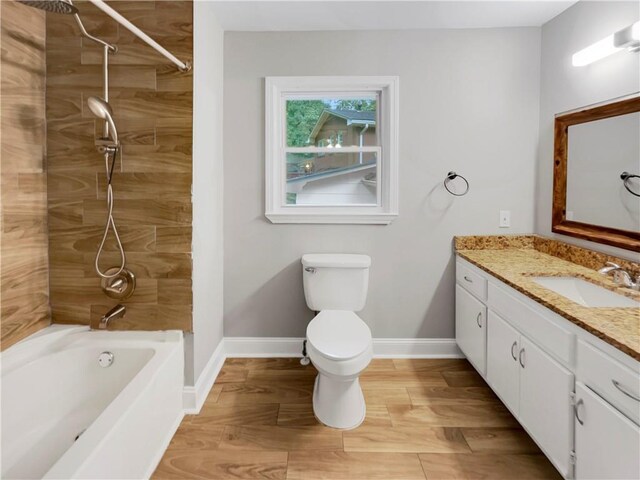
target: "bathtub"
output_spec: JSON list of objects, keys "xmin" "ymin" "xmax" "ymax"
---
[{"xmin": 1, "ymin": 325, "xmax": 184, "ymax": 480}]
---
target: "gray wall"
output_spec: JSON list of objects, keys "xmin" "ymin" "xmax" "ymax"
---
[
  {"xmin": 224, "ymin": 29, "xmax": 541, "ymax": 339},
  {"xmin": 536, "ymin": 1, "xmax": 640, "ymax": 260},
  {"xmin": 191, "ymin": 3, "xmax": 224, "ymax": 384}
]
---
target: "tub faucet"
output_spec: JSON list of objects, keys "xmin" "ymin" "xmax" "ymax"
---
[
  {"xmin": 598, "ymin": 262, "xmax": 640, "ymax": 291},
  {"xmin": 100, "ymin": 304, "xmax": 126, "ymax": 329}
]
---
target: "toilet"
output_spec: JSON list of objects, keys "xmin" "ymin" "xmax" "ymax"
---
[{"xmin": 302, "ymin": 253, "xmax": 373, "ymax": 430}]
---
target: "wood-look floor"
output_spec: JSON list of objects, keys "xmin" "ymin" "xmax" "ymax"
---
[{"xmin": 153, "ymin": 359, "xmax": 562, "ymax": 480}]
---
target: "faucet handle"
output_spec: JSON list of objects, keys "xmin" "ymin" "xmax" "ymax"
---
[{"xmin": 598, "ymin": 262, "xmax": 621, "ymax": 275}]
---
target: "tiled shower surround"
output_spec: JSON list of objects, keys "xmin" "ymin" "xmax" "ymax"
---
[{"xmin": 45, "ymin": 0, "xmax": 194, "ymax": 330}]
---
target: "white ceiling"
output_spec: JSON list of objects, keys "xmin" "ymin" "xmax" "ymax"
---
[{"xmin": 209, "ymin": 0, "xmax": 579, "ymax": 32}]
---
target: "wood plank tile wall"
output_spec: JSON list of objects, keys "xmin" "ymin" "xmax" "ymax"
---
[
  {"xmin": 46, "ymin": 0, "xmax": 193, "ymax": 331},
  {"xmin": 1, "ymin": 1, "xmax": 51, "ymax": 349}
]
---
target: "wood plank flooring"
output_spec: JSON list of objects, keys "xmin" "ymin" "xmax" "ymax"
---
[{"xmin": 153, "ymin": 359, "xmax": 562, "ymax": 480}]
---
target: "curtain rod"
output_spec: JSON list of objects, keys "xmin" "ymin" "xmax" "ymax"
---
[{"xmin": 87, "ymin": 0, "xmax": 192, "ymax": 72}]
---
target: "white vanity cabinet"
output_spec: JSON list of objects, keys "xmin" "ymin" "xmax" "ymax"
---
[
  {"xmin": 574, "ymin": 382, "xmax": 640, "ymax": 480},
  {"xmin": 518, "ymin": 336, "xmax": 574, "ymax": 477},
  {"xmin": 455, "ymin": 256, "xmax": 640, "ymax": 480},
  {"xmin": 486, "ymin": 311, "xmax": 520, "ymax": 412},
  {"xmin": 455, "ymin": 285, "xmax": 487, "ymax": 375},
  {"xmin": 486, "ymin": 310, "xmax": 574, "ymax": 476}
]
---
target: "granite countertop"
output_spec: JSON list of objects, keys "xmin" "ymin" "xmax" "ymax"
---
[{"xmin": 455, "ymin": 236, "xmax": 640, "ymax": 361}]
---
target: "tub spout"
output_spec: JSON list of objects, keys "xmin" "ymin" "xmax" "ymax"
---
[{"xmin": 100, "ymin": 304, "xmax": 126, "ymax": 329}]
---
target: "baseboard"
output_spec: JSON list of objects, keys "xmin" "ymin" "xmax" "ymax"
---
[
  {"xmin": 224, "ymin": 337, "xmax": 463, "ymax": 359},
  {"xmin": 372, "ymin": 338, "xmax": 463, "ymax": 358},
  {"xmin": 183, "ymin": 339, "xmax": 226, "ymax": 414},
  {"xmin": 224, "ymin": 337, "xmax": 306, "ymax": 357},
  {"xmin": 184, "ymin": 336, "xmax": 463, "ymax": 413}
]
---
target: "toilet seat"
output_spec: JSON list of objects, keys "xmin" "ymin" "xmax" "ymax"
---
[{"xmin": 307, "ymin": 310, "xmax": 372, "ymax": 361}]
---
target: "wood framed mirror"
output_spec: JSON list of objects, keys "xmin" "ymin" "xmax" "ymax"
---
[{"xmin": 552, "ymin": 95, "xmax": 640, "ymax": 252}]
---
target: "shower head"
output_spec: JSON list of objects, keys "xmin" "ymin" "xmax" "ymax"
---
[
  {"xmin": 17, "ymin": 0, "xmax": 78, "ymax": 15},
  {"xmin": 87, "ymin": 96, "xmax": 114, "ymax": 119},
  {"xmin": 87, "ymin": 96, "xmax": 119, "ymax": 147}
]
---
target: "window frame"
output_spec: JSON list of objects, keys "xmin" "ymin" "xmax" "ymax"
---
[{"xmin": 265, "ymin": 76, "xmax": 399, "ymax": 224}]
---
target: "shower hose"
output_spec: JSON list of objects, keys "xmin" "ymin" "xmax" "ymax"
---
[{"xmin": 95, "ymin": 147, "xmax": 126, "ymax": 279}]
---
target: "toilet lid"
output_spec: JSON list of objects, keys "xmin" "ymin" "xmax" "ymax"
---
[{"xmin": 307, "ymin": 310, "xmax": 372, "ymax": 361}]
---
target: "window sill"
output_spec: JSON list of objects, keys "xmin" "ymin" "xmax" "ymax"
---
[{"xmin": 265, "ymin": 212, "xmax": 398, "ymax": 225}]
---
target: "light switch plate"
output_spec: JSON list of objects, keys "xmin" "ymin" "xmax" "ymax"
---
[{"xmin": 499, "ymin": 210, "xmax": 511, "ymax": 228}]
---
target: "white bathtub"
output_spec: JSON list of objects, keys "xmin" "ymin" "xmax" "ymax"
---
[{"xmin": 1, "ymin": 325, "xmax": 184, "ymax": 480}]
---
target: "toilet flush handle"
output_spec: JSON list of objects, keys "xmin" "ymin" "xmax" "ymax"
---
[{"xmin": 305, "ymin": 267, "xmax": 317, "ymax": 274}]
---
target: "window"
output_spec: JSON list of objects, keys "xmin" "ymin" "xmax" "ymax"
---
[{"xmin": 265, "ymin": 76, "xmax": 399, "ymax": 224}]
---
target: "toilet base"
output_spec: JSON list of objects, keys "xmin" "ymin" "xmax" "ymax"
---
[{"xmin": 312, "ymin": 373, "xmax": 366, "ymax": 430}]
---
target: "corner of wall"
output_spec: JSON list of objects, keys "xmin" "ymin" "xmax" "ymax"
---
[{"xmin": 191, "ymin": 1, "xmax": 225, "ymax": 384}]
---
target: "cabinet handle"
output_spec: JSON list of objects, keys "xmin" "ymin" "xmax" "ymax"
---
[
  {"xmin": 464, "ymin": 276, "xmax": 473, "ymax": 283},
  {"xmin": 612, "ymin": 379, "xmax": 640, "ymax": 402},
  {"xmin": 518, "ymin": 348, "xmax": 525, "ymax": 368},
  {"xmin": 574, "ymin": 398, "xmax": 584, "ymax": 425},
  {"xmin": 476, "ymin": 312, "xmax": 482, "ymax": 328},
  {"xmin": 511, "ymin": 341, "xmax": 518, "ymax": 361}
]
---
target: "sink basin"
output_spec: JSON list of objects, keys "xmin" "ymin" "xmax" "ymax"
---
[{"xmin": 531, "ymin": 276, "xmax": 640, "ymax": 308}]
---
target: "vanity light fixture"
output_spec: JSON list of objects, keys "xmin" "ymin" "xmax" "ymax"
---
[{"xmin": 572, "ymin": 21, "xmax": 640, "ymax": 66}]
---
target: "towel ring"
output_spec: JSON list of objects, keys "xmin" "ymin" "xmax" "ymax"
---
[
  {"xmin": 621, "ymin": 172, "xmax": 640, "ymax": 198},
  {"xmin": 444, "ymin": 171, "xmax": 469, "ymax": 196}
]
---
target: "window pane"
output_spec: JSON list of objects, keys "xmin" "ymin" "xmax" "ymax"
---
[
  {"xmin": 286, "ymin": 98, "xmax": 377, "ymax": 147},
  {"xmin": 286, "ymin": 151, "xmax": 377, "ymax": 206}
]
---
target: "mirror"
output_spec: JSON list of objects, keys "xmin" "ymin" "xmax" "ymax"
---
[{"xmin": 552, "ymin": 96, "xmax": 640, "ymax": 252}]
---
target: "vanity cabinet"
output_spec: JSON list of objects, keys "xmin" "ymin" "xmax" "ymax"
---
[
  {"xmin": 574, "ymin": 382, "xmax": 640, "ymax": 479},
  {"xmin": 519, "ymin": 336, "xmax": 574, "ymax": 477},
  {"xmin": 455, "ymin": 256, "xmax": 640, "ymax": 480},
  {"xmin": 455, "ymin": 285, "xmax": 486, "ymax": 375},
  {"xmin": 486, "ymin": 311, "xmax": 520, "ymax": 412},
  {"xmin": 486, "ymin": 311, "xmax": 574, "ymax": 476}
]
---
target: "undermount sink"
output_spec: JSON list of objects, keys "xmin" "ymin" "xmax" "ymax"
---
[{"xmin": 531, "ymin": 276, "xmax": 640, "ymax": 308}]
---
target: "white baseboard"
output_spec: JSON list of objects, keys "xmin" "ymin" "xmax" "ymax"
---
[
  {"xmin": 183, "ymin": 339, "xmax": 226, "ymax": 414},
  {"xmin": 373, "ymin": 338, "xmax": 462, "ymax": 358},
  {"xmin": 224, "ymin": 337, "xmax": 306, "ymax": 357},
  {"xmin": 183, "ymin": 336, "xmax": 463, "ymax": 413}
]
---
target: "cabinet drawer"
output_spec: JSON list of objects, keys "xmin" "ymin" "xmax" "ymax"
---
[
  {"xmin": 577, "ymin": 340, "xmax": 640, "ymax": 425},
  {"xmin": 488, "ymin": 282, "xmax": 574, "ymax": 365},
  {"xmin": 456, "ymin": 261, "xmax": 487, "ymax": 301}
]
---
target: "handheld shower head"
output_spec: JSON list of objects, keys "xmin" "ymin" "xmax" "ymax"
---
[
  {"xmin": 17, "ymin": 0, "xmax": 78, "ymax": 14},
  {"xmin": 87, "ymin": 96, "xmax": 119, "ymax": 146}
]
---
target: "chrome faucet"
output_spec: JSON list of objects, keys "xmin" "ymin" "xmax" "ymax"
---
[
  {"xmin": 99, "ymin": 304, "xmax": 126, "ymax": 329},
  {"xmin": 598, "ymin": 262, "xmax": 640, "ymax": 291}
]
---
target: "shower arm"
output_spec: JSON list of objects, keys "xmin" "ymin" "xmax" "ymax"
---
[
  {"xmin": 87, "ymin": 0, "xmax": 192, "ymax": 72},
  {"xmin": 73, "ymin": 12, "xmax": 116, "ymax": 54}
]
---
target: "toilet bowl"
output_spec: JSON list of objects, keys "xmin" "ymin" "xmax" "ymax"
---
[
  {"xmin": 302, "ymin": 254, "xmax": 373, "ymax": 429},
  {"xmin": 307, "ymin": 310, "xmax": 373, "ymax": 429}
]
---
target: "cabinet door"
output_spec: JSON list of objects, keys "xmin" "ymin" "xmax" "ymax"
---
[
  {"xmin": 455, "ymin": 285, "xmax": 487, "ymax": 375},
  {"xmin": 519, "ymin": 337, "xmax": 574, "ymax": 478},
  {"xmin": 575, "ymin": 382, "xmax": 640, "ymax": 480},
  {"xmin": 486, "ymin": 311, "xmax": 520, "ymax": 414}
]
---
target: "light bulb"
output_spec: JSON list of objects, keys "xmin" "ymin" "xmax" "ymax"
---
[
  {"xmin": 572, "ymin": 34, "xmax": 620, "ymax": 66},
  {"xmin": 573, "ymin": 21, "xmax": 640, "ymax": 66}
]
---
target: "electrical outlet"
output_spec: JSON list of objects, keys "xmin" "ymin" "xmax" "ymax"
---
[{"xmin": 499, "ymin": 210, "xmax": 511, "ymax": 228}]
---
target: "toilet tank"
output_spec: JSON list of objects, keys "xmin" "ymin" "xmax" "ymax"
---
[{"xmin": 302, "ymin": 254, "xmax": 371, "ymax": 312}]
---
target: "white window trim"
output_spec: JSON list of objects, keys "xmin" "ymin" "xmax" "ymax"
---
[{"xmin": 265, "ymin": 76, "xmax": 399, "ymax": 224}]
